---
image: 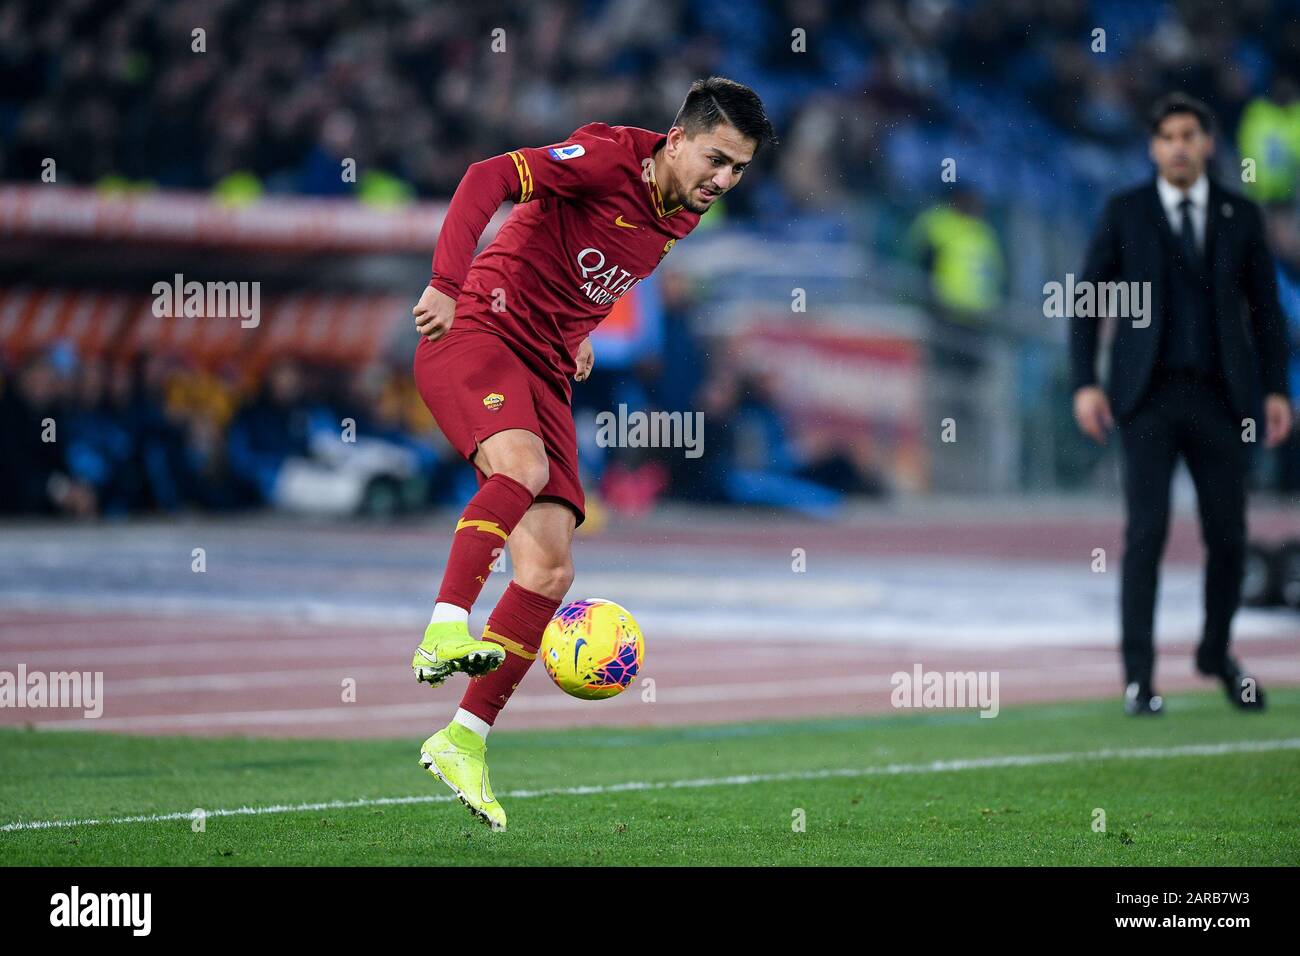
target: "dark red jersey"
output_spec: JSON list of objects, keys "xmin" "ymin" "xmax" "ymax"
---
[{"xmin": 428, "ymin": 123, "xmax": 701, "ymax": 398}]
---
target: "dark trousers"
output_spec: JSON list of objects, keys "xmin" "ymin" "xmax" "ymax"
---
[{"xmin": 1117, "ymin": 369, "xmax": 1247, "ymax": 687}]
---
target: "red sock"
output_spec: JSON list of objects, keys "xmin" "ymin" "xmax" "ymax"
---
[
  {"xmin": 460, "ymin": 581, "xmax": 561, "ymax": 725},
  {"xmin": 435, "ymin": 474, "xmax": 535, "ymax": 611}
]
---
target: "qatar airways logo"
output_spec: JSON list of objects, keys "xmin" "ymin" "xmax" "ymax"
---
[{"xmin": 576, "ymin": 247, "xmax": 641, "ymax": 307}]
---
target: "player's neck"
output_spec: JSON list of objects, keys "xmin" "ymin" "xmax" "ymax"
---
[{"xmin": 651, "ymin": 145, "xmax": 682, "ymax": 208}]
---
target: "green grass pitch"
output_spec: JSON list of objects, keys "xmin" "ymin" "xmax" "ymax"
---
[{"xmin": 2, "ymin": 689, "xmax": 1298, "ymax": 866}]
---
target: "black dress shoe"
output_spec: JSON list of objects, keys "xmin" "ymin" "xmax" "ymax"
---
[
  {"xmin": 1124, "ymin": 682, "xmax": 1164, "ymax": 716},
  {"xmin": 1196, "ymin": 655, "xmax": 1266, "ymax": 711},
  {"xmin": 1223, "ymin": 670, "xmax": 1266, "ymax": 711}
]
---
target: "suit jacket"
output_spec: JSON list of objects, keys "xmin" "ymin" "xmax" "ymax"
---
[{"xmin": 1070, "ymin": 178, "xmax": 1290, "ymax": 421}]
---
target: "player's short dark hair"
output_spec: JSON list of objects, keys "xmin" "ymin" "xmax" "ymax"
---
[
  {"xmin": 1148, "ymin": 92, "xmax": 1216, "ymax": 136},
  {"xmin": 672, "ymin": 77, "xmax": 778, "ymax": 152}
]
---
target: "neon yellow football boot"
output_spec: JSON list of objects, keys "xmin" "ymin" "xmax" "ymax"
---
[
  {"xmin": 419, "ymin": 723, "xmax": 507, "ymax": 831},
  {"xmin": 411, "ymin": 620, "xmax": 505, "ymax": 687}
]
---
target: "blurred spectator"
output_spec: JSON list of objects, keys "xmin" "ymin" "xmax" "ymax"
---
[
  {"xmin": 640, "ymin": 270, "xmax": 707, "ymax": 415},
  {"xmin": 1274, "ymin": 259, "xmax": 1300, "ymax": 492},
  {"xmin": 1237, "ymin": 74, "xmax": 1300, "ymax": 204},
  {"xmin": 65, "ymin": 358, "xmax": 141, "ymax": 516},
  {"xmin": 906, "ymin": 186, "xmax": 1005, "ymax": 396},
  {"xmin": 906, "ymin": 186, "xmax": 1005, "ymax": 326},
  {"xmin": 226, "ymin": 360, "xmax": 322, "ymax": 504},
  {"xmin": 670, "ymin": 365, "xmax": 856, "ymax": 519},
  {"xmin": 0, "ymin": 354, "xmax": 96, "ymax": 516}
]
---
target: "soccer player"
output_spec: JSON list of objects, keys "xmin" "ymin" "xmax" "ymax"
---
[{"xmin": 409, "ymin": 77, "xmax": 776, "ymax": 829}]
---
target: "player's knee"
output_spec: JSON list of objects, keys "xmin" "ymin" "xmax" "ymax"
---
[
  {"xmin": 555, "ymin": 560, "xmax": 575, "ymax": 595},
  {"xmin": 496, "ymin": 455, "xmax": 549, "ymax": 496},
  {"xmin": 518, "ymin": 559, "xmax": 573, "ymax": 600},
  {"xmin": 480, "ymin": 430, "xmax": 550, "ymax": 495}
]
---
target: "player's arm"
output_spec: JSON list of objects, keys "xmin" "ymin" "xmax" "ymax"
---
[
  {"xmin": 428, "ymin": 131, "xmax": 627, "ymax": 302},
  {"xmin": 417, "ymin": 130, "xmax": 629, "ymax": 341},
  {"xmin": 415, "ymin": 153, "xmax": 525, "ymax": 340}
]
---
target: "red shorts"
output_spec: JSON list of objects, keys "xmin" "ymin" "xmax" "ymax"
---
[{"xmin": 414, "ymin": 328, "xmax": 585, "ymax": 526}]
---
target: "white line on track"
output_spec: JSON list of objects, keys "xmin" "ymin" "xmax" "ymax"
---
[
  {"xmin": 22, "ymin": 676, "xmax": 884, "ymax": 729},
  {"xmin": 18, "ymin": 667, "xmax": 1300, "ymax": 731},
  {"xmin": 5, "ymin": 638, "xmax": 406, "ymax": 666},
  {"xmin": 76, "ymin": 657, "xmax": 1300, "ymax": 697},
  {"xmin": 4, "ymin": 737, "xmax": 1297, "ymax": 833},
  {"xmin": 2, "ymin": 669, "xmax": 1159, "ymax": 728},
  {"xmin": 2, "ymin": 591, "xmax": 1292, "ymax": 648}
]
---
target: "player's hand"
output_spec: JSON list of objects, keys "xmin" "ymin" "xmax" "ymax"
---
[
  {"xmin": 1073, "ymin": 385, "xmax": 1114, "ymax": 444},
  {"xmin": 1265, "ymin": 393, "xmax": 1294, "ymax": 449},
  {"xmin": 574, "ymin": 336, "xmax": 595, "ymax": 382},
  {"xmin": 413, "ymin": 285, "xmax": 457, "ymax": 342}
]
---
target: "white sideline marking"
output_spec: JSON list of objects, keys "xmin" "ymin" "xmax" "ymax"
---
[{"xmin": 4, "ymin": 737, "xmax": 1297, "ymax": 833}]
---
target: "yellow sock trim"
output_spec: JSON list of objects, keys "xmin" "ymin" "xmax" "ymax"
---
[
  {"xmin": 455, "ymin": 517, "xmax": 508, "ymax": 541},
  {"xmin": 483, "ymin": 626, "xmax": 537, "ymax": 661}
]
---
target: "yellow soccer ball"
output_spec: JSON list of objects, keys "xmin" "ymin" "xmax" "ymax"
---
[{"xmin": 540, "ymin": 599, "xmax": 645, "ymax": 700}]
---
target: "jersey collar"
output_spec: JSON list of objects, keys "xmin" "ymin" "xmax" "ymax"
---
[{"xmin": 648, "ymin": 140, "xmax": 683, "ymax": 219}]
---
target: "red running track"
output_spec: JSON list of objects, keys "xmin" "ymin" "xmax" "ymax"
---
[{"xmin": 2, "ymin": 610, "xmax": 1297, "ymax": 738}]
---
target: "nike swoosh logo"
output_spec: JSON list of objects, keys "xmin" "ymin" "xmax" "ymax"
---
[
  {"xmin": 481, "ymin": 775, "xmax": 496, "ymax": 804},
  {"xmin": 574, "ymin": 637, "xmax": 587, "ymax": 671},
  {"xmin": 614, "ymin": 215, "xmax": 637, "ymax": 229}
]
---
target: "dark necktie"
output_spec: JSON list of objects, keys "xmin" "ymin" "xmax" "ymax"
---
[{"xmin": 1178, "ymin": 197, "xmax": 1200, "ymax": 267}]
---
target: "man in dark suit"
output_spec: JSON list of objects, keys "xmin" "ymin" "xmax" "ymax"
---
[{"xmin": 1071, "ymin": 93, "xmax": 1293, "ymax": 715}]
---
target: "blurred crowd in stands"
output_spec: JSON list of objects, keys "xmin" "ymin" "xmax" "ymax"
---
[
  {"xmin": 0, "ymin": 346, "xmax": 455, "ymax": 518},
  {"xmin": 0, "ymin": 277, "xmax": 886, "ymax": 520},
  {"xmin": 5, "ymin": 0, "xmax": 1300, "ymax": 217},
  {"xmin": 4, "ymin": 0, "xmax": 1300, "ymax": 516},
  {"xmin": 6, "ymin": 0, "xmax": 1300, "ymax": 312}
]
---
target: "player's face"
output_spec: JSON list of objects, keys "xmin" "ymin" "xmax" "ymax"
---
[
  {"xmin": 669, "ymin": 123, "xmax": 756, "ymax": 214},
  {"xmin": 1149, "ymin": 113, "xmax": 1212, "ymax": 188}
]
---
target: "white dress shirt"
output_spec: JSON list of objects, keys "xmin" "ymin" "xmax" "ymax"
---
[{"xmin": 1156, "ymin": 173, "xmax": 1208, "ymax": 253}]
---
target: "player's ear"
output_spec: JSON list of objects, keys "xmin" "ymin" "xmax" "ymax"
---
[{"xmin": 666, "ymin": 125, "xmax": 686, "ymax": 156}]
